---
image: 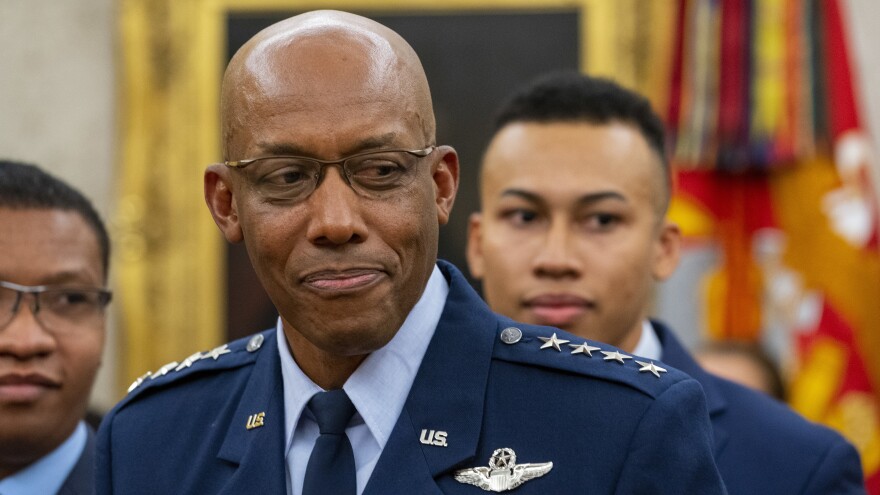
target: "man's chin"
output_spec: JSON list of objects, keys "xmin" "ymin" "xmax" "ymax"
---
[{"xmin": 286, "ymin": 314, "xmax": 402, "ymax": 354}]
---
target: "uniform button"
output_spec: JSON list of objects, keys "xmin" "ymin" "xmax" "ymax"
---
[
  {"xmin": 247, "ymin": 334, "xmax": 265, "ymax": 352},
  {"xmin": 500, "ymin": 327, "xmax": 523, "ymax": 344}
]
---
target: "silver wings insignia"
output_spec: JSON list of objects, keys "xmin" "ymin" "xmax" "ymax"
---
[{"xmin": 454, "ymin": 448, "xmax": 553, "ymax": 492}]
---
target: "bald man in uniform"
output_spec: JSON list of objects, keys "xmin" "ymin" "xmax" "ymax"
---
[{"xmin": 96, "ymin": 12, "xmax": 726, "ymax": 494}]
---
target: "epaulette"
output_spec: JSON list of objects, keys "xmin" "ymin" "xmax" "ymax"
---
[
  {"xmin": 490, "ymin": 321, "xmax": 683, "ymax": 398},
  {"xmin": 121, "ymin": 329, "xmax": 273, "ymax": 403}
]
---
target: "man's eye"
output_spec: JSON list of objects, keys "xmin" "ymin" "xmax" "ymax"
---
[
  {"xmin": 352, "ymin": 160, "xmax": 405, "ymax": 179},
  {"xmin": 62, "ymin": 292, "xmax": 90, "ymax": 304},
  {"xmin": 501, "ymin": 209, "xmax": 539, "ymax": 226},
  {"xmin": 585, "ymin": 213, "xmax": 620, "ymax": 230},
  {"xmin": 47, "ymin": 291, "xmax": 93, "ymax": 309},
  {"xmin": 262, "ymin": 166, "xmax": 312, "ymax": 186},
  {"xmin": 350, "ymin": 160, "xmax": 408, "ymax": 191}
]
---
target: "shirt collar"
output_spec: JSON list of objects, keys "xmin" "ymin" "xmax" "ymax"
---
[
  {"xmin": 631, "ymin": 319, "xmax": 663, "ymax": 361},
  {"xmin": 277, "ymin": 264, "xmax": 449, "ymax": 452},
  {"xmin": 0, "ymin": 421, "xmax": 87, "ymax": 495}
]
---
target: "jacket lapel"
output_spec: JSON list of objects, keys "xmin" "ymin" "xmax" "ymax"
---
[
  {"xmin": 216, "ymin": 330, "xmax": 288, "ymax": 495},
  {"xmin": 365, "ymin": 262, "xmax": 497, "ymax": 494},
  {"xmin": 653, "ymin": 320, "xmax": 731, "ymax": 454}
]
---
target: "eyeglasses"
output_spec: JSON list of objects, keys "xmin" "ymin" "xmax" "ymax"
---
[
  {"xmin": 224, "ymin": 146, "xmax": 436, "ymax": 202},
  {"xmin": 0, "ymin": 280, "xmax": 112, "ymax": 331}
]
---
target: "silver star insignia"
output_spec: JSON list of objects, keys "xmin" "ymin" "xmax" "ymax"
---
[
  {"xmin": 149, "ymin": 361, "xmax": 179, "ymax": 379},
  {"xmin": 454, "ymin": 448, "xmax": 553, "ymax": 492},
  {"xmin": 568, "ymin": 342, "xmax": 601, "ymax": 357},
  {"xmin": 538, "ymin": 333, "xmax": 569, "ymax": 352},
  {"xmin": 127, "ymin": 371, "xmax": 152, "ymax": 393},
  {"xmin": 200, "ymin": 344, "xmax": 231, "ymax": 360},
  {"xmin": 601, "ymin": 350, "xmax": 632, "ymax": 364},
  {"xmin": 174, "ymin": 352, "xmax": 204, "ymax": 372},
  {"xmin": 635, "ymin": 360, "xmax": 667, "ymax": 378}
]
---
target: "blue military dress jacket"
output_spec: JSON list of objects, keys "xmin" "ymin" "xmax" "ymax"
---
[
  {"xmin": 97, "ymin": 262, "xmax": 725, "ymax": 494},
  {"xmin": 653, "ymin": 320, "xmax": 865, "ymax": 494}
]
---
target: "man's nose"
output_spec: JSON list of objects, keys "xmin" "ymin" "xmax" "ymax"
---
[
  {"xmin": 0, "ymin": 295, "xmax": 56, "ymax": 359},
  {"xmin": 305, "ymin": 167, "xmax": 369, "ymax": 246},
  {"xmin": 532, "ymin": 220, "xmax": 582, "ymax": 279}
]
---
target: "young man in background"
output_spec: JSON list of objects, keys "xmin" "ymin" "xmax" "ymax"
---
[{"xmin": 467, "ymin": 72, "xmax": 865, "ymax": 494}]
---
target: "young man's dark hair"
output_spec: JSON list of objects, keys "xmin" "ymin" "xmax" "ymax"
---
[
  {"xmin": 495, "ymin": 70, "xmax": 669, "ymax": 178},
  {"xmin": 0, "ymin": 160, "xmax": 110, "ymax": 276}
]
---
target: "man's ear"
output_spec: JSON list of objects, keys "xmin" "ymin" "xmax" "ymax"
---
[
  {"xmin": 466, "ymin": 212, "xmax": 485, "ymax": 280},
  {"xmin": 204, "ymin": 164, "xmax": 244, "ymax": 243},
  {"xmin": 652, "ymin": 219, "xmax": 682, "ymax": 281},
  {"xmin": 432, "ymin": 146, "xmax": 459, "ymax": 225}
]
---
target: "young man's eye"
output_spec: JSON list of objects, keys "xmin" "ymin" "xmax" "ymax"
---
[
  {"xmin": 501, "ymin": 209, "xmax": 539, "ymax": 226},
  {"xmin": 585, "ymin": 213, "xmax": 620, "ymax": 230},
  {"xmin": 597, "ymin": 213, "xmax": 618, "ymax": 225}
]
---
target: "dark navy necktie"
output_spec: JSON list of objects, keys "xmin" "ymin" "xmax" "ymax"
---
[{"xmin": 302, "ymin": 389, "xmax": 357, "ymax": 495}]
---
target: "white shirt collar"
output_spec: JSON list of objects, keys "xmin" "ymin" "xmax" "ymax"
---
[
  {"xmin": 631, "ymin": 320, "xmax": 663, "ymax": 361},
  {"xmin": 0, "ymin": 421, "xmax": 86, "ymax": 495},
  {"xmin": 277, "ymin": 263, "xmax": 448, "ymax": 454}
]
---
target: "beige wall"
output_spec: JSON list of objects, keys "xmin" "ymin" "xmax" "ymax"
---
[
  {"xmin": 0, "ymin": 1, "xmax": 877, "ymax": 411},
  {"xmin": 845, "ymin": 0, "xmax": 880, "ymax": 194}
]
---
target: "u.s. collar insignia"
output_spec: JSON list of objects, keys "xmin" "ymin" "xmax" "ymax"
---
[{"xmin": 454, "ymin": 448, "xmax": 553, "ymax": 492}]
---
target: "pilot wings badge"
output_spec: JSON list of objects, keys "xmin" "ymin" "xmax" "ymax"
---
[{"xmin": 454, "ymin": 447, "xmax": 553, "ymax": 492}]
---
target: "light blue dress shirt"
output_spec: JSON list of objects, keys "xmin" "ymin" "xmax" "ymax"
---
[
  {"xmin": 632, "ymin": 319, "xmax": 663, "ymax": 361},
  {"xmin": 0, "ymin": 420, "xmax": 86, "ymax": 495},
  {"xmin": 277, "ymin": 265, "xmax": 449, "ymax": 495}
]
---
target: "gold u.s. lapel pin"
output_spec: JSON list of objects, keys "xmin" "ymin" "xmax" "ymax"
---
[{"xmin": 246, "ymin": 412, "xmax": 266, "ymax": 430}]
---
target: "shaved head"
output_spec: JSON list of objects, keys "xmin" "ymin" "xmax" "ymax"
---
[
  {"xmin": 206, "ymin": 10, "xmax": 459, "ymax": 388},
  {"xmin": 221, "ymin": 10, "xmax": 436, "ymax": 160}
]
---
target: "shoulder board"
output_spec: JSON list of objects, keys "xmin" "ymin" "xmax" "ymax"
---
[
  {"xmin": 121, "ymin": 329, "xmax": 274, "ymax": 404},
  {"xmin": 490, "ymin": 321, "xmax": 686, "ymax": 398}
]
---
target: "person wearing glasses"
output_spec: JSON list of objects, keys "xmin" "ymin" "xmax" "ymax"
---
[
  {"xmin": 96, "ymin": 11, "xmax": 725, "ymax": 494},
  {"xmin": 466, "ymin": 72, "xmax": 866, "ymax": 494},
  {"xmin": 0, "ymin": 160, "xmax": 111, "ymax": 495}
]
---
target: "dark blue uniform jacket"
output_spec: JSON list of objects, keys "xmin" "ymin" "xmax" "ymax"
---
[
  {"xmin": 654, "ymin": 320, "xmax": 865, "ymax": 494},
  {"xmin": 97, "ymin": 262, "xmax": 725, "ymax": 494}
]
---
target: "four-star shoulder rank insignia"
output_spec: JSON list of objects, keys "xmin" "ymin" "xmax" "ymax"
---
[
  {"xmin": 127, "ymin": 340, "xmax": 244, "ymax": 394},
  {"xmin": 535, "ymin": 332, "xmax": 666, "ymax": 380},
  {"xmin": 455, "ymin": 448, "xmax": 553, "ymax": 492},
  {"xmin": 635, "ymin": 360, "xmax": 667, "ymax": 378},
  {"xmin": 537, "ymin": 333, "xmax": 569, "ymax": 352},
  {"xmin": 601, "ymin": 350, "xmax": 632, "ymax": 364}
]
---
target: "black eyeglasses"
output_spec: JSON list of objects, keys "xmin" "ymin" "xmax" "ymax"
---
[
  {"xmin": 0, "ymin": 280, "xmax": 112, "ymax": 331},
  {"xmin": 224, "ymin": 146, "xmax": 436, "ymax": 202}
]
